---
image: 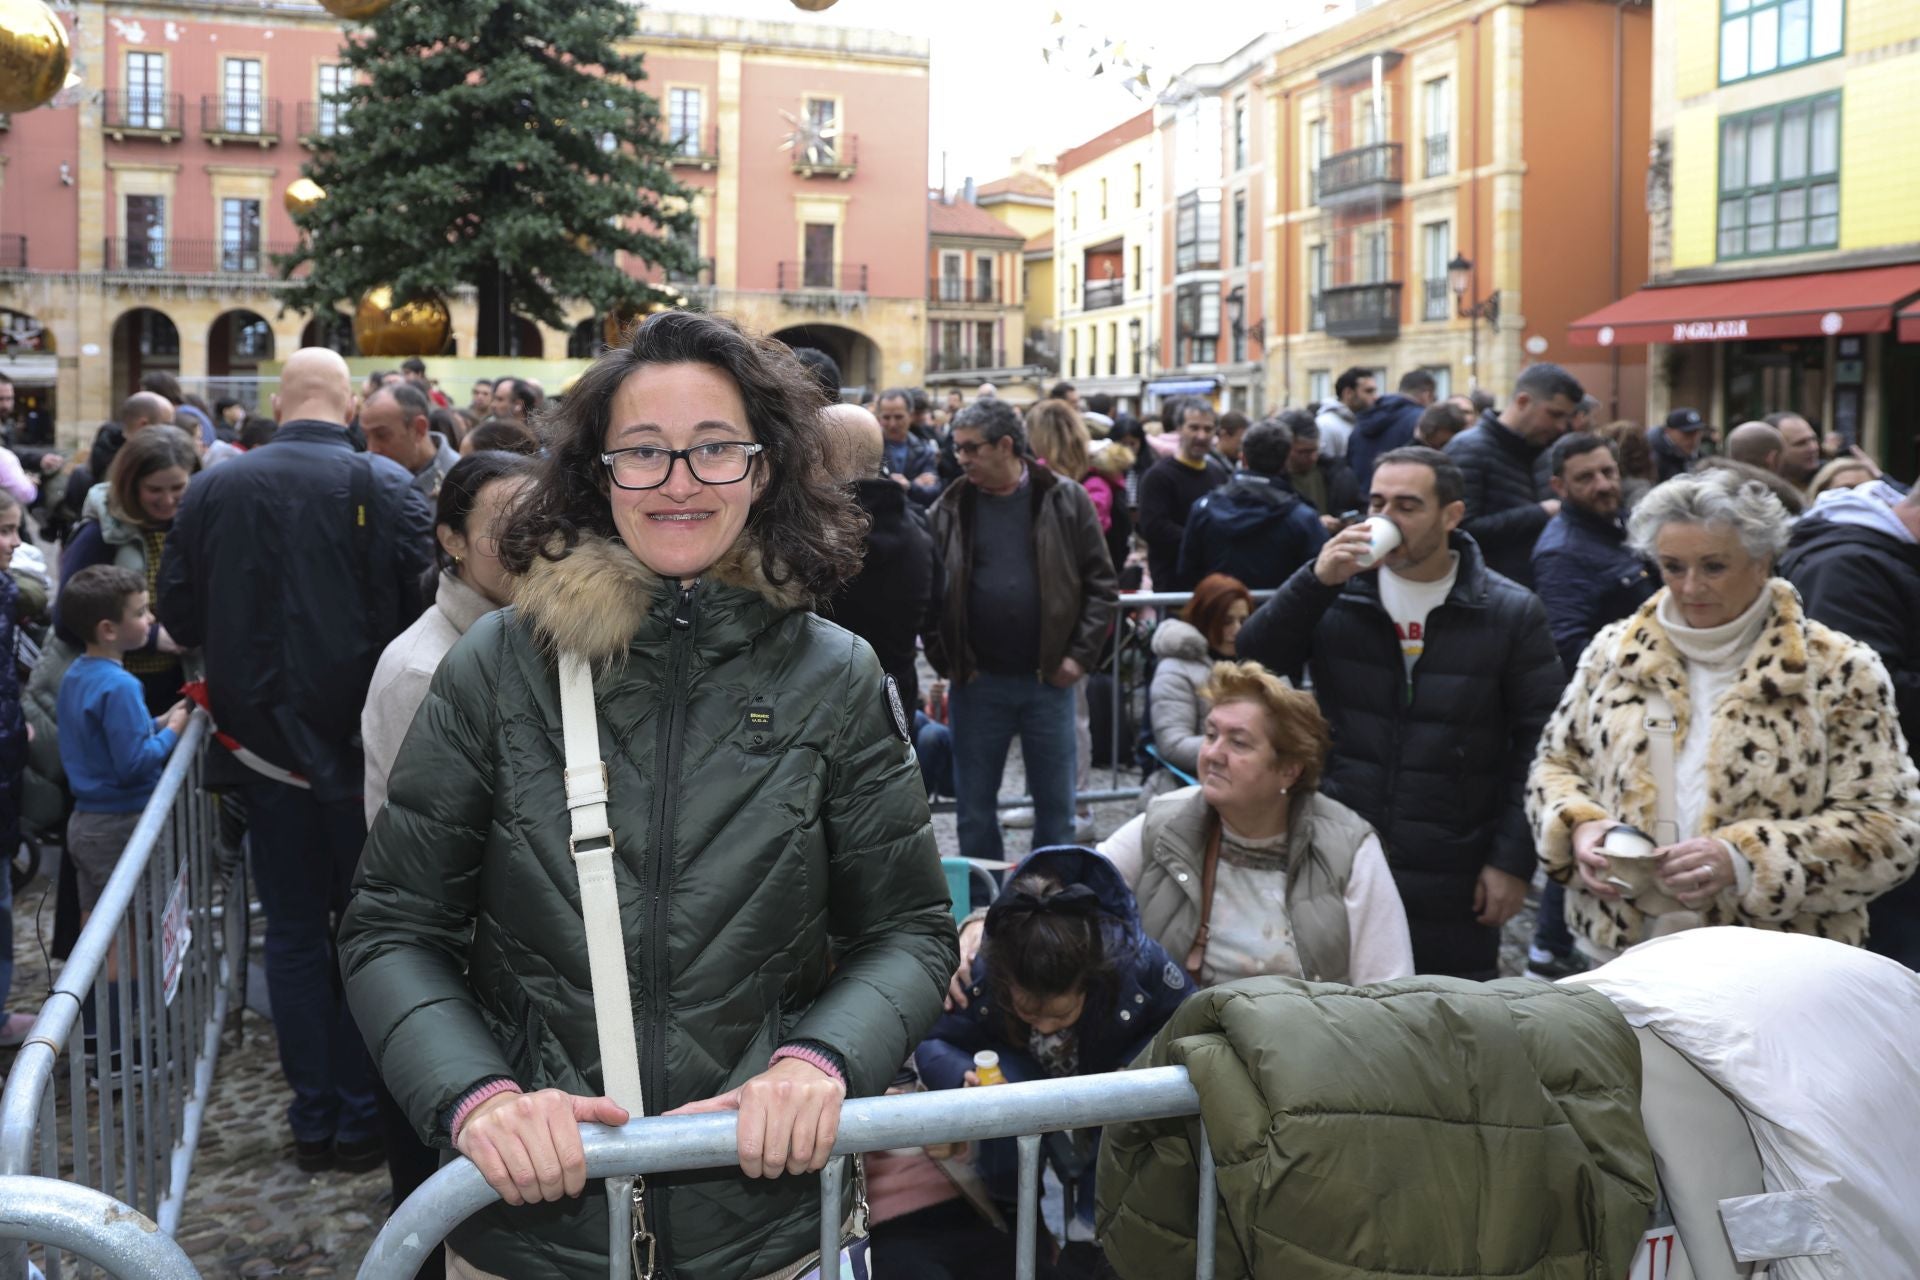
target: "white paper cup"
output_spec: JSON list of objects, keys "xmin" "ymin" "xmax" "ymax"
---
[
  {"xmin": 1356, "ymin": 516, "xmax": 1403, "ymax": 568},
  {"xmin": 1600, "ymin": 824, "xmax": 1687, "ymax": 914}
]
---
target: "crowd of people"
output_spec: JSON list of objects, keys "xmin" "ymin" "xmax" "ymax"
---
[{"xmin": 0, "ymin": 322, "xmax": 1915, "ymax": 1280}]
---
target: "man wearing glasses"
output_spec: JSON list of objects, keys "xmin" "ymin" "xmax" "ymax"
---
[{"xmin": 925, "ymin": 399, "xmax": 1118, "ymax": 859}]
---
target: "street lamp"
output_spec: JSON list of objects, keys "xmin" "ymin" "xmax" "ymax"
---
[{"xmin": 1448, "ymin": 253, "xmax": 1501, "ymax": 387}]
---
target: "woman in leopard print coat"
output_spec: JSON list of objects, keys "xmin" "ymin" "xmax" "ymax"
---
[{"xmin": 1528, "ymin": 470, "xmax": 1920, "ymax": 959}]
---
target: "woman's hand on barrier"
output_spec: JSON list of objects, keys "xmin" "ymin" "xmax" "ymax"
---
[
  {"xmin": 666, "ymin": 1057, "xmax": 846, "ymax": 1179},
  {"xmin": 1570, "ymin": 819, "xmax": 1623, "ymax": 900},
  {"xmin": 1656, "ymin": 837, "xmax": 1737, "ymax": 908},
  {"xmin": 455, "ymin": 1089, "xmax": 631, "ymax": 1206},
  {"xmin": 946, "ymin": 918, "xmax": 985, "ymax": 1009}
]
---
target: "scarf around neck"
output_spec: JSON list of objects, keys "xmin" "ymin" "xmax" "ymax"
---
[{"xmin": 1656, "ymin": 583, "xmax": 1772, "ymax": 673}]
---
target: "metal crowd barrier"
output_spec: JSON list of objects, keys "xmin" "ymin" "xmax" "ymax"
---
[
  {"xmin": 930, "ymin": 588, "xmax": 1276, "ymax": 814},
  {"xmin": 357, "ymin": 1067, "xmax": 1215, "ymax": 1280},
  {"xmin": 0, "ymin": 1178, "xmax": 199, "ymax": 1280},
  {"xmin": 0, "ymin": 715, "xmax": 250, "ymax": 1280}
]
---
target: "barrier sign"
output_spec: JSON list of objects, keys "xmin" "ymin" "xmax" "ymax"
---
[
  {"xmin": 1628, "ymin": 1226, "xmax": 1679, "ymax": 1279},
  {"xmin": 160, "ymin": 861, "xmax": 192, "ymax": 1007}
]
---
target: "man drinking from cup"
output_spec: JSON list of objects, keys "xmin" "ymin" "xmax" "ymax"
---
[{"xmin": 1237, "ymin": 446, "xmax": 1565, "ymax": 979}]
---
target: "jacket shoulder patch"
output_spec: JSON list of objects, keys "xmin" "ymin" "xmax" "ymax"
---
[{"xmin": 884, "ymin": 675, "xmax": 911, "ymax": 744}]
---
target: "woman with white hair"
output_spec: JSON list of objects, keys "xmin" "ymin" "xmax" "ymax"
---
[{"xmin": 1527, "ymin": 468, "xmax": 1920, "ymax": 961}]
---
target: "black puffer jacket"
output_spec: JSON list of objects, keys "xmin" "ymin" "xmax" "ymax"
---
[
  {"xmin": 1444, "ymin": 412, "xmax": 1550, "ymax": 586},
  {"xmin": 156, "ymin": 420, "xmax": 433, "ymax": 800},
  {"xmin": 819, "ymin": 478, "xmax": 944, "ymax": 710},
  {"xmin": 1236, "ymin": 534, "xmax": 1564, "ymax": 978}
]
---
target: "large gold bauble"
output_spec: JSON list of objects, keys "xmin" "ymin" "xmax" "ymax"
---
[
  {"xmin": 284, "ymin": 178, "xmax": 327, "ymax": 218},
  {"xmin": 788, "ymin": 0, "xmax": 840, "ymax": 10},
  {"xmin": 319, "ymin": 0, "xmax": 393, "ymax": 20},
  {"xmin": 353, "ymin": 287, "xmax": 449, "ymax": 357},
  {"xmin": 0, "ymin": 0, "xmax": 71, "ymax": 114}
]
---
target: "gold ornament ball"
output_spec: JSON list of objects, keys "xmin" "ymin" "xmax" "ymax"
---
[
  {"xmin": 788, "ymin": 0, "xmax": 840, "ymax": 10},
  {"xmin": 319, "ymin": 0, "xmax": 394, "ymax": 20},
  {"xmin": 284, "ymin": 178, "xmax": 327, "ymax": 218},
  {"xmin": 353, "ymin": 287, "xmax": 449, "ymax": 357},
  {"xmin": 0, "ymin": 0, "xmax": 71, "ymax": 114}
]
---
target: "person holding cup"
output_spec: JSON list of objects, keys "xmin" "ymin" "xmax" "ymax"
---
[
  {"xmin": 1236, "ymin": 446, "xmax": 1564, "ymax": 979},
  {"xmin": 1528, "ymin": 468, "xmax": 1920, "ymax": 962}
]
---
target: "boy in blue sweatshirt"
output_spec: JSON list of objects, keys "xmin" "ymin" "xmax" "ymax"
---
[{"xmin": 57, "ymin": 565, "xmax": 190, "ymax": 918}]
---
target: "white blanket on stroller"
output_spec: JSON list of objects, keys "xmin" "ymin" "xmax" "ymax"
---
[{"xmin": 1573, "ymin": 928, "xmax": 1920, "ymax": 1279}]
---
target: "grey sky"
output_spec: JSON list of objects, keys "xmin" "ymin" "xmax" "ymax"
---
[{"xmin": 649, "ymin": 0, "xmax": 1282, "ymax": 189}]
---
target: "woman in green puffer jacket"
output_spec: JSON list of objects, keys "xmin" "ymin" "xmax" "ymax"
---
[{"xmin": 338, "ymin": 311, "xmax": 958, "ymax": 1280}]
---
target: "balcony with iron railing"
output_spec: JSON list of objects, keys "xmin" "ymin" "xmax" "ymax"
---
[
  {"xmin": 776, "ymin": 261, "xmax": 867, "ymax": 294},
  {"xmin": 789, "ymin": 134, "xmax": 856, "ymax": 179},
  {"xmin": 102, "ymin": 91, "xmax": 184, "ymax": 142},
  {"xmin": 296, "ymin": 100, "xmax": 352, "ymax": 143},
  {"xmin": 1316, "ymin": 141, "xmax": 1403, "ymax": 210},
  {"xmin": 1083, "ymin": 278, "xmax": 1126, "ymax": 311},
  {"xmin": 928, "ymin": 276, "xmax": 1004, "ymax": 306},
  {"xmin": 0, "ymin": 235, "xmax": 25, "ymax": 271},
  {"xmin": 102, "ymin": 238, "xmax": 301, "ymax": 276},
  {"xmin": 199, "ymin": 97, "xmax": 282, "ymax": 147},
  {"xmin": 1422, "ymin": 277, "xmax": 1451, "ymax": 322},
  {"xmin": 1323, "ymin": 280, "xmax": 1403, "ymax": 341},
  {"xmin": 1423, "ymin": 132, "xmax": 1450, "ymax": 179},
  {"xmin": 928, "ymin": 348, "xmax": 1005, "ymax": 373},
  {"xmin": 667, "ymin": 124, "xmax": 719, "ymax": 170}
]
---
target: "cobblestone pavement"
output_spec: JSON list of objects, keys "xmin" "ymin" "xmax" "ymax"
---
[{"xmin": 5, "ymin": 752, "xmax": 1534, "ymax": 1277}]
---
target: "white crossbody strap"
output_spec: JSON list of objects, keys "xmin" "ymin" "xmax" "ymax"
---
[
  {"xmin": 1644, "ymin": 690, "xmax": 1682, "ymax": 846},
  {"xmin": 559, "ymin": 652, "xmax": 646, "ymax": 1118}
]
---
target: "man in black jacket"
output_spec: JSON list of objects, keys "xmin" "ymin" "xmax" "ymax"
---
[
  {"xmin": 1346, "ymin": 368, "xmax": 1437, "ymax": 487},
  {"xmin": 1443, "ymin": 362, "xmax": 1584, "ymax": 587},
  {"xmin": 1178, "ymin": 417, "xmax": 1329, "ymax": 589},
  {"xmin": 1271, "ymin": 409, "xmax": 1362, "ymax": 530},
  {"xmin": 1136, "ymin": 396, "xmax": 1227, "ymax": 590},
  {"xmin": 157, "ymin": 347, "xmax": 432, "ymax": 1172},
  {"xmin": 1237, "ymin": 446, "xmax": 1563, "ymax": 979},
  {"xmin": 1779, "ymin": 478, "xmax": 1920, "ymax": 968}
]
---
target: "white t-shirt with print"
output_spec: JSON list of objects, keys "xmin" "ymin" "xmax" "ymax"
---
[{"xmin": 1375, "ymin": 554, "xmax": 1459, "ymax": 681}]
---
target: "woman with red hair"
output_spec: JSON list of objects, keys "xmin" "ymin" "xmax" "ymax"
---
[{"xmin": 1143, "ymin": 574, "xmax": 1254, "ymax": 801}]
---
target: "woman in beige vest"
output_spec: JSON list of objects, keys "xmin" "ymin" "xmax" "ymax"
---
[{"xmin": 948, "ymin": 662, "xmax": 1411, "ymax": 1005}]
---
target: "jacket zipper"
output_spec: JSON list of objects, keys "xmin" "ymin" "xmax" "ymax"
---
[{"xmin": 645, "ymin": 581, "xmax": 697, "ymax": 1269}]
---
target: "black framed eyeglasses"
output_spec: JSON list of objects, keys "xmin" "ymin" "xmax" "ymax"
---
[{"xmin": 601, "ymin": 441, "xmax": 764, "ymax": 491}]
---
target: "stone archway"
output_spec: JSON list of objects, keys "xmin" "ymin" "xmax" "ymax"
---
[
  {"xmin": 300, "ymin": 313, "xmax": 356, "ymax": 356},
  {"xmin": 110, "ymin": 307, "xmax": 180, "ymax": 406},
  {"xmin": 768, "ymin": 323, "xmax": 882, "ymax": 401},
  {"xmin": 566, "ymin": 319, "xmax": 600, "ymax": 359},
  {"xmin": 208, "ymin": 310, "xmax": 275, "ymax": 414},
  {"xmin": 509, "ymin": 316, "xmax": 544, "ymax": 358}
]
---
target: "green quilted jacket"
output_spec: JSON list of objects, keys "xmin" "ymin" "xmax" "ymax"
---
[
  {"xmin": 1097, "ymin": 976, "xmax": 1657, "ymax": 1279},
  {"xmin": 338, "ymin": 535, "xmax": 957, "ymax": 1279}
]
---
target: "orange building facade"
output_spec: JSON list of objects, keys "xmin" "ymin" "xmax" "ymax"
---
[{"xmin": 1261, "ymin": 0, "xmax": 1652, "ymax": 416}]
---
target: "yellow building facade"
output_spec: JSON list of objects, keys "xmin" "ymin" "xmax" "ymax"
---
[
  {"xmin": 1054, "ymin": 112, "xmax": 1158, "ymax": 411},
  {"xmin": 1575, "ymin": 0, "xmax": 1920, "ymax": 471}
]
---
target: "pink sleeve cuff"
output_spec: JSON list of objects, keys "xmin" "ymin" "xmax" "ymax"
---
[
  {"xmin": 770, "ymin": 1044, "xmax": 846, "ymax": 1087},
  {"xmin": 450, "ymin": 1079, "xmax": 524, "ymax": 1144}
]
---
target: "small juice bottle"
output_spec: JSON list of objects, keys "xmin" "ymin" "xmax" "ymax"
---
[{"xmin": 973, "ymin": 1050, "xmax": 1006, "ymax": 1086}]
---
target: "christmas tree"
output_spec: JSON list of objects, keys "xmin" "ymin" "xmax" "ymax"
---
[{"xmin": 280, "ymin": 0, "xmax": 694, "ymax": 355}]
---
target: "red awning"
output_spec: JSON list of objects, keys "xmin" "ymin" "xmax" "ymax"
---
[
  {"xmin": 1569, "ymin": 263, "xmax": 1920, "ymax": 347},
  {"xmin": 1900, "ymin": 301, "xmax": 1920, "ymax": 344}
]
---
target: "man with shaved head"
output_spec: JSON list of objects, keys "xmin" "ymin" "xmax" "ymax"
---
[
  {"xmin": 1725, "ymin": 421, "xmax": 1785, "ymax": 474},
  {"xmin": 817, "ymin": 402, "xmax": 943, "ymax": 714},
  {"xmin": 158, "ymin": 347, "xmax": 432, "ymax": 1175},
  {"xmin": 50, "ymin": 391, "xmax": 177, "ymax": 538}
]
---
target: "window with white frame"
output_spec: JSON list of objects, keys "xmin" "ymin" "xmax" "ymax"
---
[
  {"xmin": 1307, "ymin": 243, "xmax": 1327, "ymax": 331},
  {"xmin": 1423, "ymin": 77, "xmax": 1451, "ymax": 177},
  {"xmin": 221, "ymin": 197, "xmax": 262, "ymax": 272},
  {"xmin": 1232, "ymin": 97, "xmax": 1248, "ymax": 171},
  {"xmin": 126, "ymin": 52, "xmax": 166, "ymax": 129},
  {"xmin": 1421, "ymin": 366, "xmax": 1452, "ymax": 399},
  {"xmin": 1422, "ymin": 221, "xmax": 1452, "ymax": 320},
  {"xmin": 668, "ymin": 88, "xmax": 702, "ymax": 156},
  {"xmin": 223, "ymin": 59, "xmax": 263, "ymax": 134},
  {"xmin": 317, "ymin": 64, "xmax": 350, "ymax": 136},
  {"xmin": 940, "ymin": 252, "xmax": 963, "ymax": 302},
  {"xmin": 1309, "ymin": 369, "xmax": 1332, "ymax": 405},
  {"xmin": 1232, "ymin": 191, "xmax": 1247, "ymax": 267}
]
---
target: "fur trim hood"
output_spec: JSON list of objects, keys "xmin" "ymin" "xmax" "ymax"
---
[{"xmin": 513, "ymin": 535, "xmax": 810, "ymax": 666}]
